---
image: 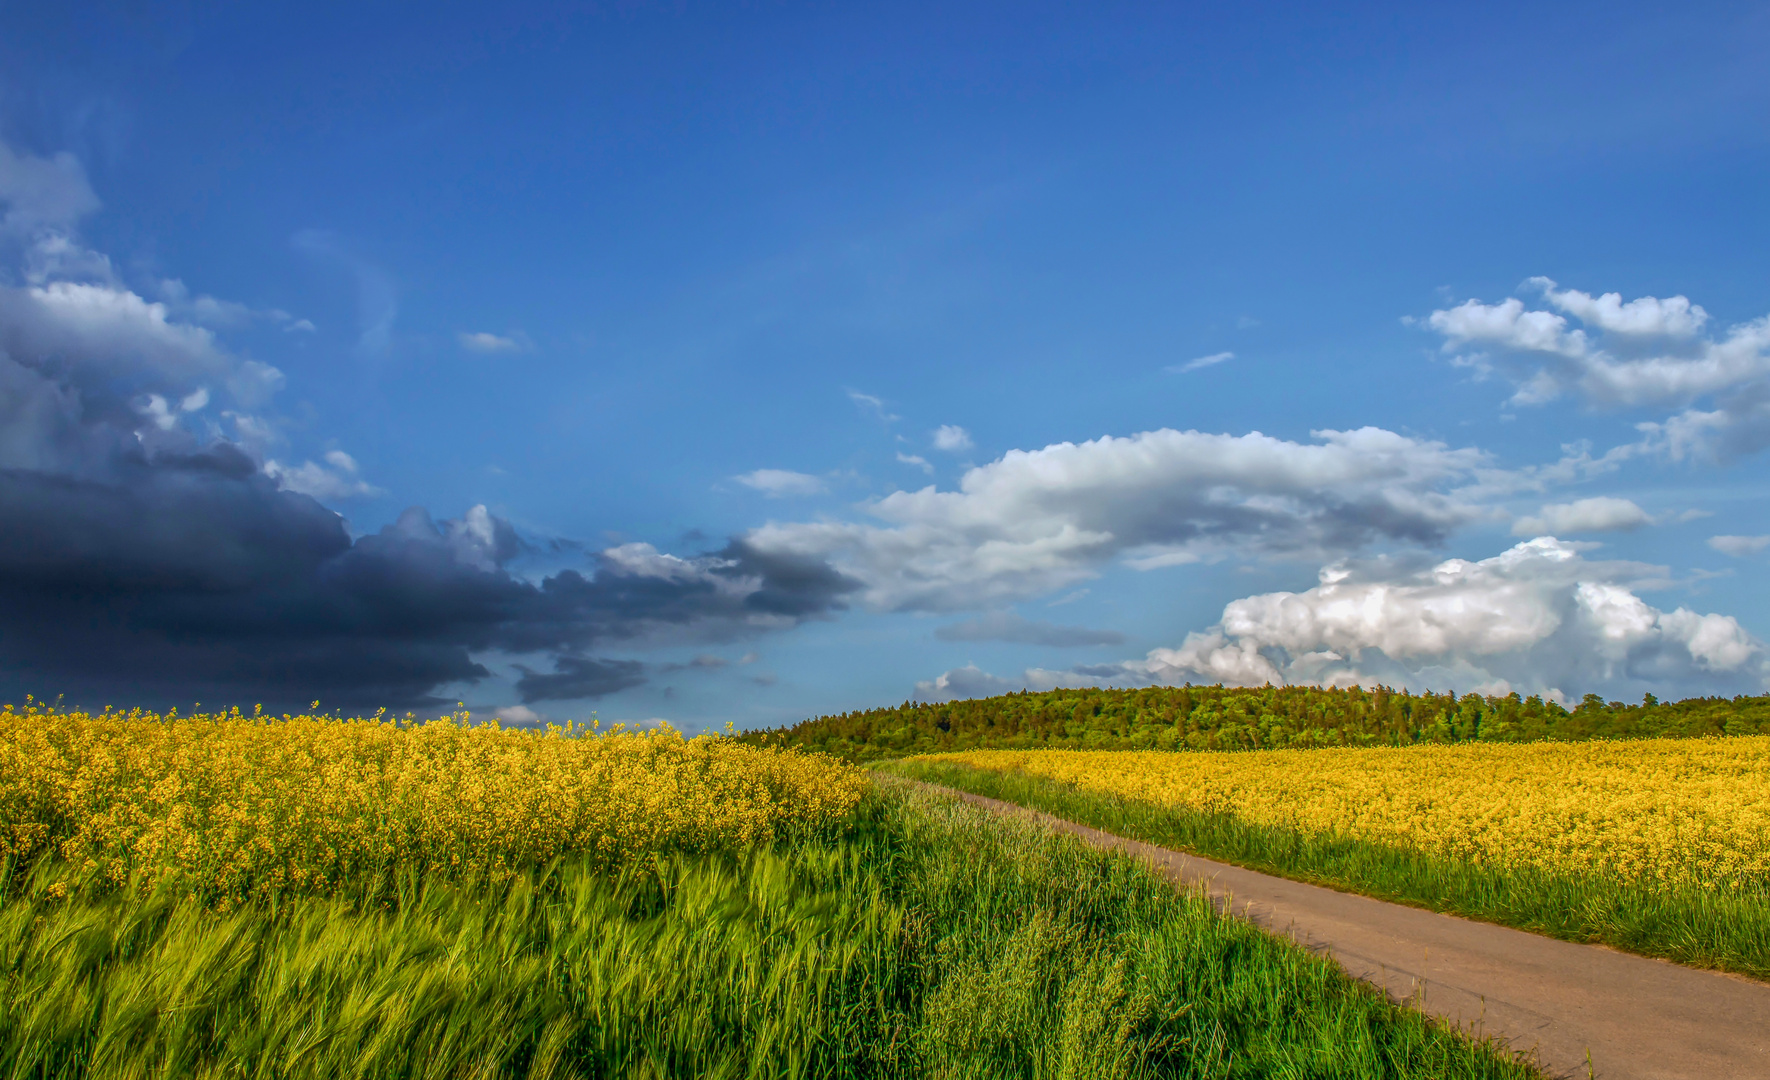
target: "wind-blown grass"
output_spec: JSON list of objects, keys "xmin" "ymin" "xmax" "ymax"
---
[
  {"xmin": 0, "ymin": 780, "xmax": 1538, "ymax": 1079},
  {"xmin": 885, "ymin": 756, "xmax": 1770, "ymax": 983}
]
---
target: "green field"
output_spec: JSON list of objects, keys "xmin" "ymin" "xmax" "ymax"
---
[
  {"xmin": 16, "ymin": 688, "xmax": 1770, "ymax": 1074},
  {"xmin": 756, "ymin": 685, "xmax": 1770, "ymax": 984},
  {"xmin": 1, "ymin": 777, "xmax": 1537, "ymax": 1078}
]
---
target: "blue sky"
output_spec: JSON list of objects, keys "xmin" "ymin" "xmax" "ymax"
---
[{"xmin": 3, "ymin": 1, "xmax": 1769, "ymax": 729}]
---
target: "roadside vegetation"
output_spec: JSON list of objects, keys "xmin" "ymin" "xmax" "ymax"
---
[
  {"xmin": 886, "ymin": 739, "xmax": 1770, "ymax": 982},
  {"xmin": 747, "ymin": 684, "xmax": 1770, "ymax": 762},
  {"xmin": 0, "ymin": 702, "xmax": 1538, "ymax": 1078}
]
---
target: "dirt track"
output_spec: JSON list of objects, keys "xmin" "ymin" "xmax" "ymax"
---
[{"xmin": 940, "ymin": 787, "xmax": 1770, "ymax": 1080}]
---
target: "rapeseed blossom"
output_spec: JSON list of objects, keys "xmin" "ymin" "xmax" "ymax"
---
[
  {"xmin": 927, "ymin": 738, "xmax": 1770, "ymax": 888},
  {"xmin": 0, "ymin": 702, "xmax": 866, "ymax": 902}
]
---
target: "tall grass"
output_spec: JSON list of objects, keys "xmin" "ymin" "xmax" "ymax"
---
[
  {"xmin": 886, "ymin": 759, "xmax": 1770, "ymax": 983},
  {"xmin": 0, "ymin": 782, "xmax": 1537, "ymax": 1079}
]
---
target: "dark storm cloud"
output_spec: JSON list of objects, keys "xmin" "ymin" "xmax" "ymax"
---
[
  {"xmin": 513, "ymin": 657, "xmax": 647, "ymax": 703},
  {"xmin": 0, "ymin": 461, "xmax": 859, "ymax": 711},
  {"xmin": 0, "ymin": 371, "xmax": 859, "ymax": 711},
  {"xmin": 0, "ymin": 141, "xmax": 864, "ymax": 713},
  {"xmin": 711, "ymin": 539, "xmax": 859, "ymax": 617}
]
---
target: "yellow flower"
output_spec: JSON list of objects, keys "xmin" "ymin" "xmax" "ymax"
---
[
  {"xmin": 927, "ymin": 738, "xmax": 1770, "ymax": 889},
  {"xmin": 0, "ymin": 703, "xmax": 867, "ymax": 903}
]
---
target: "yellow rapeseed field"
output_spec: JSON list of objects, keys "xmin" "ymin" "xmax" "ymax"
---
[
  {"xmin": 0, "ymin": 701, "xmax": 866, "ymax": 902},
  {"xmin": 926, "ymin": 738, "xmax": 1770, "ymax": 888}
]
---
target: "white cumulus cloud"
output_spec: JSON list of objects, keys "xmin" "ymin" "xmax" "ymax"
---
[
  {"xmin": 494, "ymin": 704, "xmax": 547, "ymax": 727},
  {"xmin": 459, "ymin": 330, "xmax": 525, "ymax": 354},
  {"xmin": 1534, "ymin": 278, "xmax": 1708, "ymax": 338},
  {"xmin": 913, "ymin": 663, "xmax": 1021, "ymax": 701},
  {"xmin": 933, "ymin": 424, "xmax": 973, "ymax": 451},
  {"xmin": 1429, "ymin": 297, "xmax": 1588, "ymax": 362},
  {"xmin": 1709, "ymin": 535, "xmax": 1770, "ymax": 557},
  {"xmin": 734, "ymin": 469, "xmax": 828, "ymax": 497},
  {"xmin": 0, "ymin": 281, "xmax": 229, "ymax": 385},
  {"xmin": 1086, "ymin": 538, "xmax": 1762, "ymax": 699},
  {"xmin": 0, "ymin": 143, "xmax": 100, "ymax": 232},
  {"xmin": 264, "ymin": 449, "xmax": 384, "ymax": 500},
  {"xmin": 745, "ymin": 425, "xmax": 1491, "ymax": 612},
  {"xmin": 0, "ymin": 227, "xmax": 303, "ymax": 478},
  {"xmin": 896, "ymin": 452, "xmax": 934, "ymax": 474},
  {"xmin": 1424, "ymin": 278, "xmax": 1770, "ymax": 461},
  {"xmin": 1511, "ymin": 496, "xmax": 1652, "ymax": 536},
  {"xmin": 931, "ymin": 537, "xmax": 1764, "ymax": 702}
]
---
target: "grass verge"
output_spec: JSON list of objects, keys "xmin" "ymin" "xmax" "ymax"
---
[
  {"xmin": 0, "ymin": 780, "xmax": 1535, "ymax": 1079},
  {"xmin": 882, "ymin": 759, "xmax": 1770, "ymax": 984}
]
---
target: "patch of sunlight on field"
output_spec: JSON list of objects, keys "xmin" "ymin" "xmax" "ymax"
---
[{"xmin": 924, "ymin": 738, "xmax": 1770, "ymax": 889}]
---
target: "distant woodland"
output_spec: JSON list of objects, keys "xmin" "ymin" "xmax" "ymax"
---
[{"xmin": 746, "ymin": 685, "xmax": 1770, "ymax": 761}]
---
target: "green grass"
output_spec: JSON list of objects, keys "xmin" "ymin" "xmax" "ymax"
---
[
  {"xmin": 884, "ymin": 759, "xmax": 1770, "ymax": 984},
  {"xmin": 0, "ymin": 780, "xmax": 1536, "ymax": 1079}
]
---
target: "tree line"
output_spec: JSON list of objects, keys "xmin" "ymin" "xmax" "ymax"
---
[{"xmin": 743, "ymin": 684, "xmax": 1770, "ymax": 761}]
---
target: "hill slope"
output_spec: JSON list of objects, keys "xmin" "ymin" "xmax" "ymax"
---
[{"xmin": 746, "ymin": 684, "xmax": 1770, "ymax": 761}]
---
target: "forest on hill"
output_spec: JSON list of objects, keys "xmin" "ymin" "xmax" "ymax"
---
[{"xmin": 745, "ymin": 684, "xmax": 1770, "ymax": 762}]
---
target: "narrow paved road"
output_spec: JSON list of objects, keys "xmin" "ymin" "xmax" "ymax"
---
[{"xmin": 939, "ymin": 787, "xmax": 1770, "ymax": 1080}]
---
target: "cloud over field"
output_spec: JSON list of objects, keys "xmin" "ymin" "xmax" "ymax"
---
[
  {"xmin": 9, "ymin": 143, "xmax": 1762, "ymax": 717},
  {"xmin": 1426, "ymin": 277, "xmax": 1770, "ymax": 461},
  {"xmin": 914, "ymin": 663, "xmax": 1020, "ymax": 701},
  {"xmin": 0, "ymin": 140, "xmax": 854, "ymax": 711},
  {"xmin": 916, "ymin": 537, "xmax": 1765, "ymax": 703},
  {"xmin": 745, "ymin": 426, "xmax": 1491, "ymax": 611},
  {"xmin": 0, "ymin": 465, "xmax": 855, "ymax": 711}
]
